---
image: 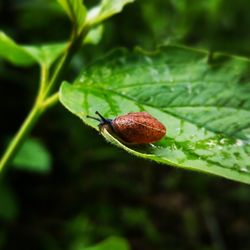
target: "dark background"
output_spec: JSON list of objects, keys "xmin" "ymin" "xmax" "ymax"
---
[{"xmin": 1, "ymin": 0, "xmax": 250, "ymax": 249}]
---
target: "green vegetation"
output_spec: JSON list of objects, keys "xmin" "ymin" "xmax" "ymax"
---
[{"xmin": 0, "ymin": 0, "xmax": 250, "ymax": 249}]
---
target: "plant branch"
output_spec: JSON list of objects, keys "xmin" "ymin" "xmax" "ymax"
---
[
  {"xmin": 37, "ymin": 64, "xmax": 49, "ymax": 102},
  {"xmin": 0, "ymin": 25, "xmax": 90, "ymax": 175},
  {"xmin": 44, "ymin": 25, "xmax": 89, "ymax": 97},
  {"xmin": 0, "ymin": 104, "xmax": 43, "ymax": 174},
  {"xmin": 42, "ymin": 93, "xmax": 59, "ymax": 109}
]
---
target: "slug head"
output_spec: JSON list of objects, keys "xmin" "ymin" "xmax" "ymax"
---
[{"xmin": 86, "ymin": 111, "xmax": 113, "ymax": 130}]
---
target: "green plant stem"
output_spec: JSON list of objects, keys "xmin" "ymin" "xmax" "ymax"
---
[
  {"xmin": 42, "ymin": 93, "xmax": 59, "ymax": 109},
  {"xmin": 44, "ymin": 50, "xmax": 70, "ymax": 96},
  {"xmin": 0, "ymin": 64, "xmax": 51, "ymax": 173},
  {"xmin": 0, "ymin": 51, "xmax": 65, "ymax": 172},
  {"xmin": 0, "ymin": 104, "xmax": 43, "ymax": 173},
  {"xmin": 0, "ymin": 94, "xmax": 59, "ymax": 174},
  {"xmin": 0, "ymin": 25, "xmax": 89, "ymax": 175},
  {"xmin": 37, "ymin": 64, "xmax": 48, "ymax": 101},
  {"xmin": 44, "ymin": 26, "xmax": 89, "ymax": 96}
]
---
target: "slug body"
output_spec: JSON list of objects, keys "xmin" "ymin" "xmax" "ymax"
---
[{"xmin": 87, "ymin": 111, "xmax": 166, "ymax": 144}]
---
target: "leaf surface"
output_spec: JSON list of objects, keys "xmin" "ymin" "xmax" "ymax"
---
[
  {"xmin": 86, "ymin": 0, "xmax": 134, "ymax": 26},
  {"xmin": 23, "ymin": 43, "xmax": 67, "ymax": 67},
  {"xmin": 12, "ymin": 138, "xmax": 52, "ymax": 173},
  {"xmin": 84, "ymin": 25, "xmax": 104, "ymax": 45},
  {"xmin": 0, "ymin": 31, "xmax": 66, "ymax": 67},
  {"xmin": 0, "ymin": 31, "xmax": 34, "ymax": 66},
  {"xmin": 57, "ymin": 0, "xmax": 87, "ymax": 32},
  {"xmin": 84, "ymin": 236, "xmax": 130, "ymax": 250},
  {"xmin": 59, "ymin": 45, "xmax": 250, "ymax": 184}
]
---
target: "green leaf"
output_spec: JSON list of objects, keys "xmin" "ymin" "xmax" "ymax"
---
[
  {"xmin": 0, "ymin": 31, "xmax": 35, "ymax": 66},
  {"xmin": 83, "ymin": 237, "xmax": 130, "ymax": 250},
  {"xmin": 23, "ymin": 42, "xmax": 67, "ymax": 67},
  {"xmin": 0, "ymin": 31, "xmax": 66, "ymax": 67},
  {"xmin": 86, "ymin": 0, "xmax": 134, "ymax": 26},
  {"xmin": 59, "ymin": 45, "xmax": 250, "ymax": 184},
  {"xmin": 83, "ymin": 25, "xmax": 104, "ymax": 45},
  {"xmin": 57, "ymin": 0, "xmax": 87, "ymax": 32},
  {"xmin": 12, "ymin": 138, "xmax": 52, "ymax": 173}
]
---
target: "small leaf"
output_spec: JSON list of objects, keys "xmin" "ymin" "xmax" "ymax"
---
[
  {"xmin": 0, "ymin": 31, "xmax": 66, "ymax": 67},
  {"xmin": 0, "ymin": 31, "xmax": 35, "ymax": 66},
  {"xmin": 24, "ymin": 42, "xmax": 67, "ymax": 67},
  {"xmin": 57, "ymin": 0, "xmax": 87, "ymax": 32},
  {"xmin": 84, "ymin": 237, "xmax": 130, "ymax": 250},
  {"xmin": 86, "ymin": 0, "xmax": 134, "ymax": 26},
  {"xmin": 83, "ymin": 25, "xmax": 104, "ymax": 45},
  {"xmin": 59, "ymin": 45, "xmax": 250, "ymax": 184},
  {"xmin": 12, "ymin": 138, "xmax": 52, "ymax": 173}
]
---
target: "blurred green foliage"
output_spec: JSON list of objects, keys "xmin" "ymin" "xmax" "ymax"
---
[
  {"xmin": 1, "ymin": 0, "xmax": 250, "ymax": 250},
  {"xmin": 12, "ymin": 138, "xmax": 52, "ymax": 173}
]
